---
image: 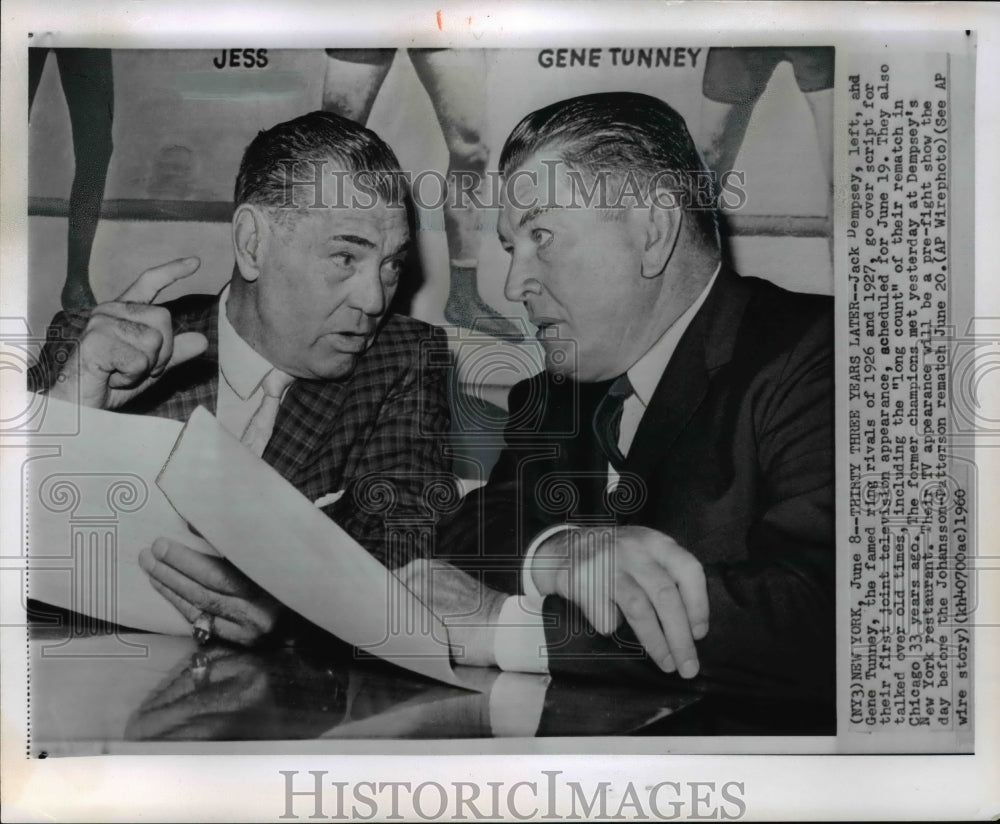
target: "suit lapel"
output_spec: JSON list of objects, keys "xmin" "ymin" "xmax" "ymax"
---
[
  {"xmin": 621, "ymin": 267, "xmax": 752, "ymax": 483},
  {"xmin": 263, "ymin": 376, "xmax": 348, "ymax": 486},
  {"xmin": 172, "ymin": 290, "xmax": 347, "ymax": 489},
  {"xmin": 623, "ymin": 326, "xmax": 709, "ymax": 484}
]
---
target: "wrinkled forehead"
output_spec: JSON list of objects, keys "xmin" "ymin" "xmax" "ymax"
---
[
  {"xmin": 269, "ymin": 156, "xmax": 402, "ymax": 208},
  {"xmin": 279, "ymin": 194, "xmax": 410, "ymax": 247},
  {"xmin": 500, "ymin": 151, "xmax": 573, "ymax": 208},
  {"xmin": 498, "ymin": 150, "xmax": 614, "ymax": 233}
]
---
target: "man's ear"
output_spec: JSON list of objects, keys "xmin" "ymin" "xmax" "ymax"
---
[
  {"xmin": 639, "ymin": 192, "xmax": 683, "ymax": 279},
  {"xmin": 232, "ymin": 204, "xmax": 267, "ymax": 283}
]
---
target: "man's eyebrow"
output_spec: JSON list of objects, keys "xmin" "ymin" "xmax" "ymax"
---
[
  {"xmin": 329, "ymin": 234, "xmax": 376, "ymax": 249},
  {"xmin": 518, "ymin": 205, "xmax": 560, "ymax": 229}
]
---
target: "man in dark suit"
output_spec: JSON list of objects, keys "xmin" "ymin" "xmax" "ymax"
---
[
  {"xmin": 30, "ymin": 111, "xmax": 451, "ymax": 646},
  {"xmin": 416, "ymin": 92, "xmax": 833, "ymax": 700}
]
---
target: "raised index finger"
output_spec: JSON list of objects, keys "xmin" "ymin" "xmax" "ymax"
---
[{"xmin": 118, "ymin": 257, "xmax": 201, "ymax": 304}]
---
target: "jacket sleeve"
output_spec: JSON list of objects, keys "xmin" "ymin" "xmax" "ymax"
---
[
  {"xmin": 540, "ymin": 312, "xmax": 835, "ymax": 699},
  {"xmin": 434, "ymin": 375, "xmax": 555, "ymax": 593}
]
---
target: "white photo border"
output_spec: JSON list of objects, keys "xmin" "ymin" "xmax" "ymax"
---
[{"xmin": 2, "ymin": 1, "xmax": 997, "ymax": 820}]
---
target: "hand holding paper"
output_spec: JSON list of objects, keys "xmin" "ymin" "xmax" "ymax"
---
[
  {"xmin": 30, "ymin": 398, "xmax": 479, "ymax": 689},
  {"xmin": 156, "ymin": 407, "xmax": 469, "ymax": 688},
  {"xmin": 139, "ymin": 536, "xmax": 283, "ymax": 647}
]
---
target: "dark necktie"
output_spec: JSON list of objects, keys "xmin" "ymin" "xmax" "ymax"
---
[{"xmin": 592, "ymin": 374, "xmax": 635, "ymax": 470}]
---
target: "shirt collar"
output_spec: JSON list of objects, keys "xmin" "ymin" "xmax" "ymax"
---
[
  {"xmin": 218, "ymin": 284, "xmax": 283, "ymax": 400},
  {"xmin": 626, "ymin": 263, "xmax": 720, "ymax": 407}
]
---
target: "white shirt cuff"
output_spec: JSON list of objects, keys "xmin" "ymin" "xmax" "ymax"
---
[
  {"xmin": 488, "ymin": 671, "xmax": 551, "ymax": 737},
  {"xmin": 493, "ymin": 596, "xmax": 549, "ymax": 674},
  {"xmin": 521, "ymin": 524, "xmax": 579, "ymax": 606}
]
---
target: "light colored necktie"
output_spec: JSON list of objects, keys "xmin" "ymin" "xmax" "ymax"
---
[{"xmin": 240, "ymin": 369, "xmax": 294, "ymax": 457}]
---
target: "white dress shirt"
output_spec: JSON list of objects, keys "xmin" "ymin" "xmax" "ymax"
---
[{"xmin": 494, "ymin": 266, "xmax": 721, "ymax": 674}]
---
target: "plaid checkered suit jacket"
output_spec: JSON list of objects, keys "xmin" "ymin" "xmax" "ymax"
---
[{"xmin": 29, "ymin": 292, "xmax": 454, "ymax": 569}]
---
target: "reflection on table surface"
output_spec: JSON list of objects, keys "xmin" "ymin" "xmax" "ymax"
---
[{"xmin": 29, "ymin": 626, "xmax": 704, "ymax": 753}]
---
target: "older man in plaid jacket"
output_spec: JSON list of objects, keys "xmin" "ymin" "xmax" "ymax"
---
[{"xmin": 29, "ymin": 111, "xmax": 452, "ymax": 646}]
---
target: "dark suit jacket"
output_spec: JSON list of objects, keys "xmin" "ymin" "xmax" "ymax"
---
[
  {"xmin": 29, "ymin": 293, "xmax": 453, "ymax": 569},
  {"xmin": 438, "ymin": 268, "xmax": 834, "ymax": 698}
]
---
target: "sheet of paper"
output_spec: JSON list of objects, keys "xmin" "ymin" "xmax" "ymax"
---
[
  {"xmin": 26, "ymin": 395, "xmax": 217, "ymax": 635},
  {"xmin": 156, "ymin": 406, "xmax": 468, "ymax": 689}
]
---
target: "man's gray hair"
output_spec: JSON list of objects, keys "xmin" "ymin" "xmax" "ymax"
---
[{"xmin": 499, "ymin": 92, "xmax": 720, "ymax": 246}]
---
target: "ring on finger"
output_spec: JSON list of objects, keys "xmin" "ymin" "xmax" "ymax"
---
[
  {"xmin": 189, "ymin": 651, "xmax": 211, "ymax": 686},
  {"xmin": 192, "ymin": 611, "xmax": 215, "ymax": 645}
]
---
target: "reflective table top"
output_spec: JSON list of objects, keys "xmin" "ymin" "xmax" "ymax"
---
[{"xmin": 28, "ymin": 624, "xmax": 705, "ymax": 754}]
